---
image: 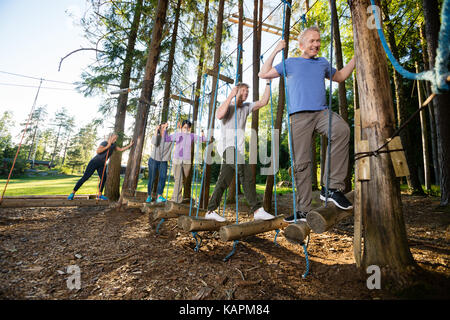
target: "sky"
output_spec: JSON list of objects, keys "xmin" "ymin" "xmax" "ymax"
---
[{"xmin": 0, "ymin": 0, "xmax": 299, "ymax": 158}]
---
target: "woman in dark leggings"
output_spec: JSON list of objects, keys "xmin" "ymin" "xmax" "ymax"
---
[{"xmin": 67, "ymin": 133, "xmax": 133, "ymax": 200}]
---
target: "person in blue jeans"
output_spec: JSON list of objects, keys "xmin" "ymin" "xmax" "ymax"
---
[
  {"xmin": 68, "ymin": 133, "xmax": 133, "ymax": 200},
  {"xmin": 147, "ymin": 123, "xmax": 174, "ymax": 203}
]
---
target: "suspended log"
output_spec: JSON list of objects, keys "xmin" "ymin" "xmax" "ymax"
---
[
  {"xmin": 152, "ymin": 208, "xmax": 180, "ymax": 220},
  {"xmin": 164, "ymin": 201, "xmax": 206, "ymax": 216},
  {"xmin": 177, "ymin": 215, "xmax": 232, "ymax": 232},
  {"xmin": 284, "ymin": 221, "xmax": 311, "ymax": 245},
  {"xmin": 219, "ymin": 215, "xmax": 287, "ymax": 241},
  {"xmin": 0, "ymin": 199, "xmax": 109, "ymax": 208},
  {"xmin": 141, "ymin": 201, "xmax": 166, "ymax": 213},
  {"xmin": 306, "ymin": 191, "xmax": 354, "ymax": 233}
]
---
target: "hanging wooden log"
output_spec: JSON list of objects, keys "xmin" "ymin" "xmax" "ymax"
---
[
  {"xmin": 0, "ymin": 198, "xmax": 109, "ymax": 208},
  {"xmin": 306, "ymin": 191, "xmax": 354, "ymax": 233},
  {"xmin": 141, "ymin": 201, "xmax": 166, "ymax": 213},
  {"xmin": 152, "ymin": 208, "xmax": 180, "ymax": 220},
  {"xmin": 1, "ymin": 194, "xmax": 92, "ymax": 200},
  {"xmin": 164, "ymin": 201, "xmax": 206, "ymax": 216},
  {"xmin": 219, "ymin": 215, "xmax": 287, "ymax": 241},
  {"xmin": 284, "ymin": 221, "xmax": 311, "ymax": 245},
  {"xmin": 177, "ymin": 215, "xmax": 232, "ymax": 232}
]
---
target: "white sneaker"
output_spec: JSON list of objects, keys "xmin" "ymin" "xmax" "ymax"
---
[
  {"xmin": 253, "ymin": 207, "xmax": 275, "ymax": 221},
  {"xmin": 204, "ymin": 211, "xmax": 226, "ymax": 222}
]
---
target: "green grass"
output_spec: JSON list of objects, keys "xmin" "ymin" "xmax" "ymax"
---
[{"xmin": 0, "ymin": 175, "xmax": 294, "ymax": 197}]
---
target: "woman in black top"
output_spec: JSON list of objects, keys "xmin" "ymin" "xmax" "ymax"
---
[{"xmin": 67, "ymin": 133, "xmax": 133, "ymax": 200}]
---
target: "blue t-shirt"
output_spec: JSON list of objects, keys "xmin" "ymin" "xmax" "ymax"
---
[{"xmin": 274, "ymin": 57, "xmax": 336, "ymax": 114}]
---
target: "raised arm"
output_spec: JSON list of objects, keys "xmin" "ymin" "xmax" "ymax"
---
[
  {"xmin": 258, "ymin": 40, "xmax": 285, "ymax": 79},
  {"xmin": 216, "ymin": 86, "xmax": 239, "ymax": 120},
  {"xmin": 332, "ymin": 57, "xmax": 355, "ymax": 83},
  {"xmin": 116, "ymin": 140, "xmax": 134, "ymax": 152},
  {"xmin": 252, "ymin": 80, "xmax": 272, "ymax": 111}
]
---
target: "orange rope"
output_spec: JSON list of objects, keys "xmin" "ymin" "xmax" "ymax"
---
[
  {"xmin": 97, "ymin": 147, "xmax": 110, "ymax": 199},
  {"xmin": 0, "ymin": 79, "xmax": 42, "ymax": 205}
]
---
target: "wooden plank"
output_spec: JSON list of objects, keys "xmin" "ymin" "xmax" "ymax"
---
[
  {"xmin": 177, "ymin": 215, "xmax": 232, "ymax": 232},
  {"xmin": 284, "ymin": 221, "xmax": 311, "ymax": 245},
  {"xmin": 306, "ymin": 191, "xmax": 354, "ymax": 233},
  {"xmin": 219, "ymin": 215, "xmax": 287, "ymax": 242},
  {"xmin": 386, "ymin": 136, "xmax": 410, "ymax": 177},
  {"xmin": 357, "ymin": 140, "xmax": 371, "ymax": 181},
  {"xmin": 2, "ymin": 194, "xmax": 92, "ymax": 200},
  {"xmin": 170, "ymin": 94, "xmax": 194, "ymax": 105},
  {"xmin": 0, "ymin": 199, "xmax": 109, "ymax": 208},
  {"xmin": 205, "ymin": 69, "xmax": 234, "ymax": 84}
]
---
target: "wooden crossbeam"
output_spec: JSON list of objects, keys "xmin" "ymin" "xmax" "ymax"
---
[
  {"xmin": 205, "ymin": 69, "xmax": 234, "ymax": 84},
  {"xmin": 170, "ymin": 94, "xmax": 194, "ymax": 105},
  {"xmin": 228, "ymin": 14, "xmax": 299, "ymax": 42},
  {"xmin": 0, "ymin": 198, "xmax": 109, "ymax": 208}
]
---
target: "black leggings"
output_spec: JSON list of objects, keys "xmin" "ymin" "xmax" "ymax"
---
[{"xmin": 73, "ymin": 158, "xmax": 107, "ymax": 193}]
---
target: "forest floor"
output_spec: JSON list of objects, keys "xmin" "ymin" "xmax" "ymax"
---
[{"xmin": 0, "ymin": 192, "xmax": 449, "ymax": 300}]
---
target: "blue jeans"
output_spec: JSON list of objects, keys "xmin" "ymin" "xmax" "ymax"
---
[{"xmin": 147, "ymin": 157, "xmax": 168, "ymax": 196}]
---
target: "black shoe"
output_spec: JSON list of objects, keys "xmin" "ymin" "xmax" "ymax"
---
[
  {"xmin": 284, "ymin": 211, "xmax": 307, "ymax": 223},
  {"xmin": 320, "ymin": 187, "xmax": 353, "ymax": 210}
]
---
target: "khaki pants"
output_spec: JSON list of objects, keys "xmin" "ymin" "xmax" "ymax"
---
[
  {"xmin": 290, "ymin": 109, "xmax": 350, "ymax": 212},
  {"xmin": 171, "ymin": 163, "xmax": 191, "ymax": 203},
  {"xmin": 207, "ymin": 147, "xmax": 261, "ymax": 213}
]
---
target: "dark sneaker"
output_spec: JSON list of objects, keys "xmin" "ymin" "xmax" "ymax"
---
[
  {"xmin": 284, "ymin": 211, "xmax": 307, "ymax": 223},
  {"xmin": 320, "ymin": 187, "xmax": 353, "ymax": 210}
]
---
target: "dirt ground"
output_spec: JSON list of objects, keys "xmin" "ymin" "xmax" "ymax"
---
[{"xmin": 0, "ymin": 193, "xmax": 449, "ymax": 300}]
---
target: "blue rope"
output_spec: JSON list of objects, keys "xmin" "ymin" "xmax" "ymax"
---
[
  {"xmin": 369, "ymin": 0, "xmax": 449, "ymax": 93},
  {"xmin": 261, "ymin": 54, "xmax": 279, "ymax": 246},
  {"xmin": 189, "ymin": 73, "xmax": 208, "ymax": 218},
  {"xmin": 280, "ymin": 0, "xmax": 309, "ymax": 278},
  {"xmin": 156, "ymin": 218, "xmax": 165, "ymax": 234},
  {"xmin": 223, "ymin": 240, "xmax": 238, "ymax": 262},
  {"xmin": 324, "ymin": 0, "xmax": 336, "ymax": 208},
  {"xmin": 301, "ymin": 243, "xmax": 310, "ymax": 278},
  {"xmin": 280, "ymin": 1, "xmax": 298, "ymax": 223},
  {"xmin": 195, "ymin": 65, "xmax": 223, "ymax": 219}
]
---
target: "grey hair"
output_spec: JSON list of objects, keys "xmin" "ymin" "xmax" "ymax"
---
[{"xmin": 298, "ymin": 26, "xmax": 320, "ymax": 44}]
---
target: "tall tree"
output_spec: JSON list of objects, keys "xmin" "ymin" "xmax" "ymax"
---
[
  {"xmin": 200, "ymin": 0, "xmax": 226, "ymax": 209},
  {"xmin": 105, "ymin": 0, "xmax": 144, "ymax": 201},
  {"xmin": 121, "ymin": 0, "xmax": 169, "ymax": 199},
  {"xmin": 422, "ymin": 0, "xmax": 450, "ymax": 206},
  {"xmin": 381, "ymin": 1, "xmax": 424, "ymax": 195},
  {"xmin": 350, "ymin": 0, "xmax": 416, "ymax": 287}
]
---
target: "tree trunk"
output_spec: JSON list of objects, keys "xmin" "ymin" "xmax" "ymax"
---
[
  {"xmin": 422, "ymin": 0, "xmax": 450, "ymax": 206},
  {"xmin": 330, "ymin": 0, "xmax": 351, "ymax": 193},
  {"xmin": 183, "ymin": 0, "xmax": 210, "ymax": 201},
  {"xmin": 381, "ymin": 1, "xmax": 424, "ymax": 196},
  {"xmin": 263, "ymin": 1, "xmax": 291, "ymax": 212},
  {"xmin": 419, "ymin": 22, "xmax": 439, "ymax": 186},
  {"xmin": 350, "ymin": 0, "xmax": 416, "ymax": 285},
  {"xmin": 121, "ymin": 0, "xmax": 168, "ymax": 198},
  {"xmin": 250, "ymin": 0, "xmax": 262, "ymax": 182},
  {"xmin": 200, "ymin": 0, "xmax": 225, "ymax": 209},
  {"xmin": 161, "ymin": 0, "xmax": 182, "ymax": 123},
  {"xmin": 105, "ymin": 0, "xmax": 143, "ymax": 201}
]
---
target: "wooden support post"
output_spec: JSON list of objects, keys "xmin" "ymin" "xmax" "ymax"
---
[
  {"xmin": 178, "ymin": 215, "xmax": 232, "ymax": 232},
  {"xmin": 306, "ymin": 191, "xmax": 354, "ymax": 233},
  {"xmin": 284, "ymin": 221, "xmax": 311, "ymax": 245},
  {"xmin": 219, "ymin": 215, "xmax": 287, "ymax": 241},
  {"xmin": 0, "ymin": 199, "xmax": 109, "ymax": 208}
]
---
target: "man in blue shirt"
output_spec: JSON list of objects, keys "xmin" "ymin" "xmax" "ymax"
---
[{"xmin": 259, "ymin": 26, "xmax": 355, "ymax": 223}]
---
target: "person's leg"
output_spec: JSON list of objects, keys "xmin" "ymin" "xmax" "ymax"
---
[
  {"xmin": 96, "ymin": 163, "xmax": 108, "ymax": 195},
  {"xmin": 290, "ymin": 112, "xmax": 318, "ymax": 214},
  {"xmin": 72, "ymin": 159, "xmax": 98, "ymax": 193},
  {"xmin": 147, "ymin": 158, "xmax": 158, "ymax": 198},
  {"xmin": 156, "ymin": 161, "xmax": 168, "ymax": 197},
  {"xmin": 237, "ymin": 162, "xmax": 260, "ymax": 213},
  {"xmin": 207, "ymin": 148, "xmax": 235, "ymax": 212},
  {"xmin": 315, "ymin": 110, "xmax": 350, "ymax": 191},
  {"xmin": 171, "ymin": 163, "xmax": 184, "ymax": 203}
]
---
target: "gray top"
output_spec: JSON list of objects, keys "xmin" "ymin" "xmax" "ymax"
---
[
  {"xmin": 149, "ymin": 131, "xmax": 173, "ymax": 162},
  {"xmin": 217, "ymin": 101, "xmax": 254, "ymax": 156}
]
